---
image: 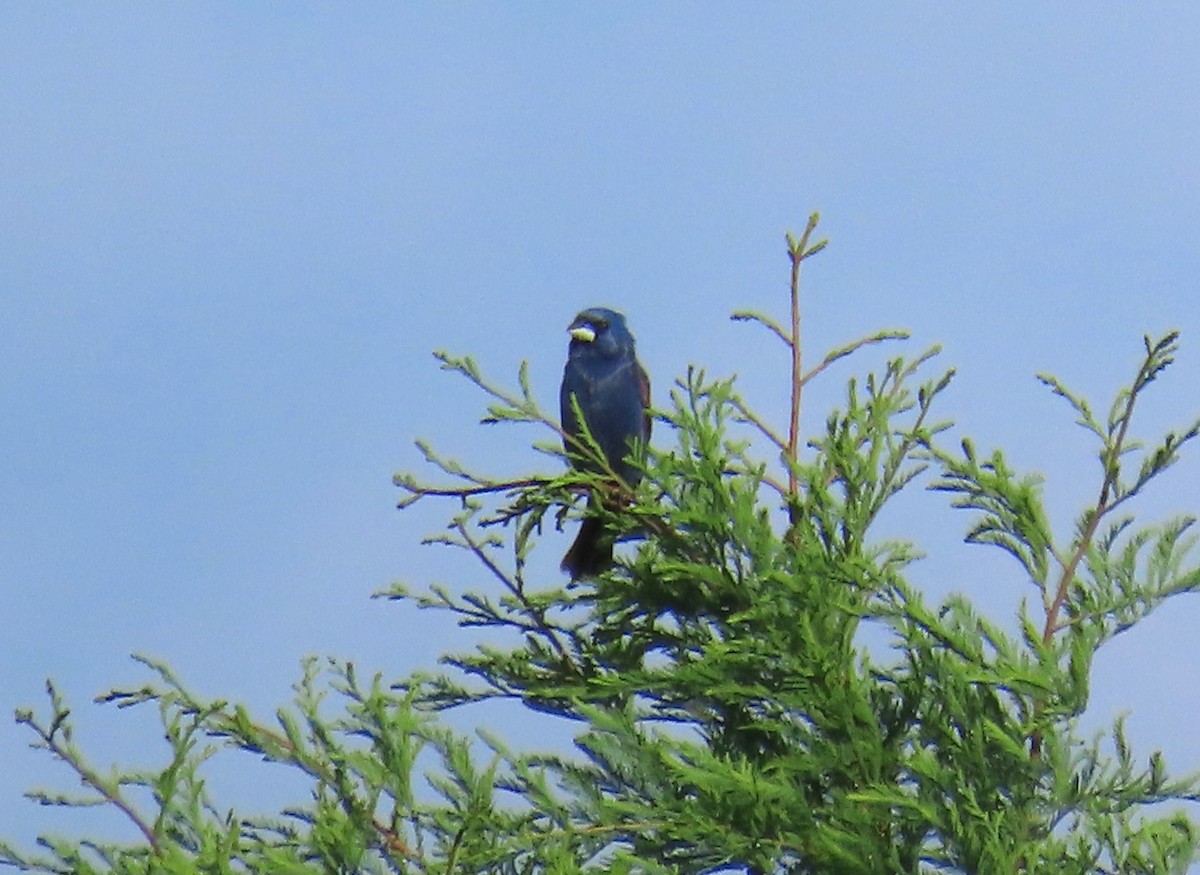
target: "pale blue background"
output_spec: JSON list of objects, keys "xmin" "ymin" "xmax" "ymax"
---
[{"xmin": 3, "ymin": 4, "xmax": 1199, "ymax": 852}]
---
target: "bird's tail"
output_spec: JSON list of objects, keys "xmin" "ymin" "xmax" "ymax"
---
[{"xmin": 561, "ymin": 514, "xmax": 613, "ymax": 580}]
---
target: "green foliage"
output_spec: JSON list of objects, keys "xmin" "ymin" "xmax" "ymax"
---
[{"xmin": 5, "ymin": 217, "xmax": 1200, "ymax": 873}]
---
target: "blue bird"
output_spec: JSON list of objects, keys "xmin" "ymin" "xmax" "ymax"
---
[{"xmin": 559, "ymin": 307, "xmax": 651, "ymax": 579}]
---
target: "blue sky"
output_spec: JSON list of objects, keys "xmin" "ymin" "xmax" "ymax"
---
[{"xmin": 3, "ymin": 4, "xmax": 1199, "ymax": 849}]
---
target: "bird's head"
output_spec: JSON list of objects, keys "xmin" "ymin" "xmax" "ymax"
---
[{"xmin": 566, "ymin": 307, "xmax": 635, "ymax": 359}]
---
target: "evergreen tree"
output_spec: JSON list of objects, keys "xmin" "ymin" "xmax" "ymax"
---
[{"xmin": 4, "ymin": 216, "xmax": 1199, "ymax": 874}]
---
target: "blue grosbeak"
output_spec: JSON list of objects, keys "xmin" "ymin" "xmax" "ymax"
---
[{"xmin": 559, "ymin": 308, "xmax": 651, "ymax": 579}]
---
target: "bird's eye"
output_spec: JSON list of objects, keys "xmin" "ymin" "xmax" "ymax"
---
[{"xmin": 593, "ymin": 318, "xmax": 608, "ymax": 329}]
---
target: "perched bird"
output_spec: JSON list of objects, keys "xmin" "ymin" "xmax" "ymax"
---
[{"xmin": 559, "ymin": 307, "xmax": 651, "ymax": 579}]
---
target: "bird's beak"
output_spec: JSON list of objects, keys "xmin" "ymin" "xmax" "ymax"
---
[{"xmin": 569, "ymin": 325, "xmax": 596, "ymax": 343}]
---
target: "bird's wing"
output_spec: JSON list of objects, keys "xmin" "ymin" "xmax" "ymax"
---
[{"xmin": 636, "ymin": 360, "xmax": 652, "ymax": 442}]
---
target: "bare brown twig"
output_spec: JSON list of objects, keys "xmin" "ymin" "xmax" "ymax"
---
[{"xmin": 785, "ymin": 215, "xmax": 822, "ymax": 499}]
